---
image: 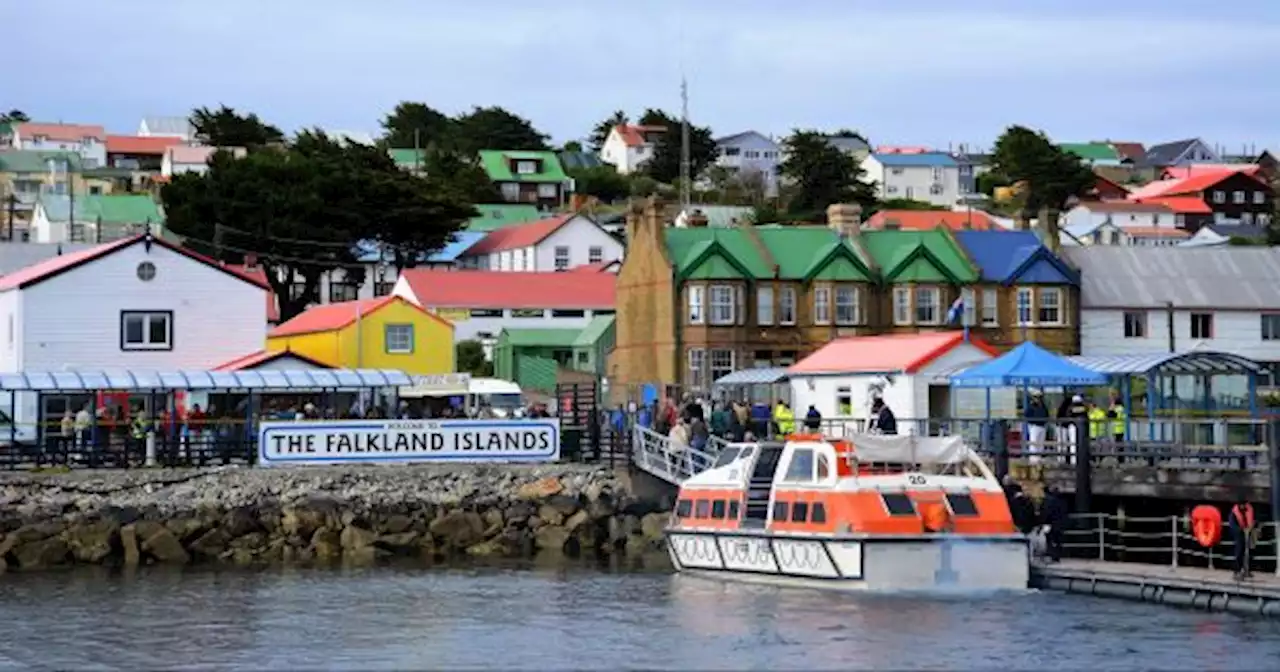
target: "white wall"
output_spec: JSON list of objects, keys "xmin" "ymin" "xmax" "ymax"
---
[
  {"xmin": 862, "ymin": 158, "xmax": 961, "ymax": 207},
  {"xmin": 15, "ymin": 133, "xmax": 107, "ymax": 169},
  {"xmin": 533, "ymin": 216, "xmax": 623, "ymax": 271},
  {"xmin": 599, "ymin": 128, "xmax": 650, "ymax": 174},
  {"xmin": 1081, "ymin": 308, "xmax": 1280, "ymax": 362},
  {"xmin": 29, "ymin": 206, "xmax": 66, "ymax": 244},
  {"xmin": 1063, "ymin": 208, "xmax": 1178, "ymax": 232}
]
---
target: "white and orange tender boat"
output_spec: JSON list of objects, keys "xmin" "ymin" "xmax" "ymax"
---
[{"xmin": 666, "ymin": 432, "xmax": 1029, "ymax": 591}]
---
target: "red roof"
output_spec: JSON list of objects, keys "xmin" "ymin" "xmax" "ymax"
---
[
  {"xmin": 0, "ymin": 234, "xmax": 270, "ymax": 292},
  {"xmin": 788, "ymin": 333, "xmax": 997, "ymax": 376},
  {"xmin": 464, "ymin": 214, "xmax": 574, "ymax": 255},
  {"xmin": 863, "ymin": 210, "xmax": 1002, "ymax": 231},
  {"xmin": 213, "ymin": 349, "xmax": 330, "ymax": 371},
  {"xmin": 614, "ymin": 124, "xmax": 666, "ymax": 147},
  {"xmin": 268, "ymin": 295, "xmax": 452, "ymax": 338},
  {"xmin": 228, "ymin": 264, "xmax": 279, "ymax": 322},
  {"xmin": 1160, "ymin": 164, "xmax": 1262, "ymax": 180},
  {"xmin": 570, "ymin": 261, "xmax": 619, "ymax": 273},
  {"xmin": 874, "ymin": 145, "xmax": 931, "ymax": 154},
  {"xmin": 16, "ymin": 122, "xmax": 106, "ymax": 142},
  {"xmin": 1137, "ymin": 196, "xmax": 1213, "ymax": 214},
  {"xmin": 1128, "ymin": 169, "xmax": 1262, "ymax": 199},
  {"xmin": 1110, "ymin": 141, "xmax": 1146, "ymax": 161},
  {"xmin": 398, "ymin": 269, "xmax": 616, "ymax": 310},
  {"xmin": 106, "ymin": 135, "xmax": 182, "ymax": 155}
]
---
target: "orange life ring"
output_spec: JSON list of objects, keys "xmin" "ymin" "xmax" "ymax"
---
[
  {"xmin": 920, "ymin": 501, "xmax": 952, "ymax": 533},
  {"xmin": 1190, "ymin": 505, "xmax": 1222, "ymax": 548}
]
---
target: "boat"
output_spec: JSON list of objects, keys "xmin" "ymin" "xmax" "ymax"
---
[{"xmin": 665, "ymin": 432, "xmax": 1029, "ymax": 591}]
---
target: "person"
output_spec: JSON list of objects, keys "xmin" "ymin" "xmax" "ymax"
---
[
  {"xmin": 709, "ymin": 401, "xmax": 731, "ymax": 439},
  {"xmin": 1108, "ymin": 392, "xmax": 1127, "ymax": 462},
  {"xmin": 869, "ymin": 395, "xmax": 897, "ymax": 435},
  {"xmin": 667, "ymin": 417, "xmax": 690, "ymax": 476},
  {"xmin": 804, "ymin": 404, "xmax": 822, "ymax": 431},
  {"xmin": 60, "ymin": 410, "xmax": 75, "ymax": 460},
  {"xmin": 1086, "ymin": 400, "xmax": 1108, "ymax": 452},
  {"xmin": 1039, "ymin": 486, "xmax": 1069, "ymax": 563},
  {"xmin": 1058, "ymin": 394, "xmax": 1088, "ymax": 464},
  {"xmin": 1024, "ymin": 391, "xmax": 1049, "ymax": 464},
  {"xmin": 688, "ymin": 413, "xmax": 709, "ymax": 470},
  {"xmin": 1003, "ymin": 478, "xmax": 1038, "ymax": 536},
  {"xmin": 772, "ymin": 400, "xmax": 795, "ymax": 437},
  {"xmin": 1229, "ymin": 498, "xmax": 1256, "ymax": 579},
  {"xmin": 74, "ymin": 403, "xmax": 92, "ymax": 455}
]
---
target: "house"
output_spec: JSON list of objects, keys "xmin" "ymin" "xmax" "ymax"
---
[
  {"xmin": 393, "ymin": 267, "xmax": 616, "ymax": 350},
  {"xmin": 1060, "ymin": 142, "xmax": 1124, "ymax": 166},
  {"xmin": 1143, "ymin": 139, "xmax": 1220, "ymax": 168},
  {"xmin": 558, "ymin": 150, "xmax": 605, "ymax": 172},
  {"xmin": 674, "ymin": 205, "xmax": 754, "ymax": 228},
  {"xmin": 1159, "ymin": 163, "xmax": 1263, "ymax": 181},
  {"xmin": 860, "ymin": 152, "xmax": 961, "ymax": 207},
  {"xmin": 0, "ymin": 151, "xmax": 85, "ymax": 236},
  {"xmin": 105, "ymin": 135, "xmax": 180, "ymax": 172},
  {"xmin": 226, "ymin": 258, "xmax": 281, "ymax": 323},
  {"xmin": 600, "ymin": 124, "xmax": 666, "ymax": 174},
  {"xmin": 266, "ymin": 295, "xmax": 454, "ymax": 375},
  {"xmin": 863, "ymin": 209, "xmax": 1003, "ymax": 231},
  {"xmin": 1088, "ymin": 172, "xmax": 1130, "ymax": 200},
  {"xmin": 161, "ymin": 145, "xmax": 247, "ymax": 177},
  {"xmin": 1176, "ymin": 223, "xmax": 1270, "ymax": 248},
  {"xmin": 458, "ymin": 214, "xmax": 622, "ymax": 272},
  {"xmin": 714, "ymin": 131, "xmax": 781, "ymax": 196},
  {"xmin": 952, "ymin": 148, "xmax": 991, "ymax": 196},
  {"xmin": 1063, "ymin": 201, "xmax": 1178, "ymax": 236},
  {"xmin": 12, "ymin": 123, "xmax": 107, "ymax": 169},
  {"xmin": 467, "ymin": 204, "xmax": 542, "ymax": 232},
  {"xmin": 478, "ymin": 150, "xmax": 570, "ymax": 208},
  {"xmin": 1062, "ymin": 246, "xmax": 1280, "ymax": 378},
  {"xmin": 787, "ymin": 332, "xmax": 1013, "ymax": 421},
  {"xmin": 310, "ymin": 231, "xmax": 489, "ymax": 307},
  {"xmin": 0, "ymin": 242, "xmax": 96, "ymax": 274},
  {"xmin": 1110, "ymin": 142, "xmax": 1147, "ymax": 164},
  {"xmin": 1128, "ymin": 168, "xmax": 1274, "ymax": 231},
  {"xmin": 491, "ymin": 315, "xmax": 616, "ymax": 393},
  {"xmin": 31, "ymin": 194, "xmax": 164, "ymax": 244},
  {"xmin": 138, "ymin": 116, "xmax": 196, "ymax": 141},
  {"xmin": 1060, "ymin": 219, "xmax": 1190, "ymax": 248},
  {"xmin": 320, "ymin": 129, "xmax": 375, "ymax": 146}
]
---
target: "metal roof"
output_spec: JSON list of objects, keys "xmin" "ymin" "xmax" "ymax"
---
[
  {"xmin": 1062, "ymin": 246, "xmax": 1280, "ymax": 310},
  {"xmin": 714, "ymin": 367, "xmax": 790, "ymax": 386},
  {"xmin": 0, "ymin": 369, "xmax": 413, "ymax": 392},
  {"xmin": 1067, "ymin": 352, "xmax": 1262, "ymax": 375}
]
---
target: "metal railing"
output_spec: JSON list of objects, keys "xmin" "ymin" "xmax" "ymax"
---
[
  {"xmin": 1060, "ymin": 513, "xmax": 1280, "ymax": 576},
  {"xmin": 631, "ymin": 425, "xmax": 723, "ymax": 484}
]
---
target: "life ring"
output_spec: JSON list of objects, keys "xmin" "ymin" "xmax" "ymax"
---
[
  {"xmin": 1190, "ymin": 505, "xmax": 1222, "ymax": 548},
  {"xmin": 920, "ymin": 501, "xmax": 952, "ymax": 533}
]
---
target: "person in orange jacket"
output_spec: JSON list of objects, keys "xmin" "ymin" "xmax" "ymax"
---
[{"xmin": 1230, "ymin": 498, "xmax": 1256, "ymax": 579}]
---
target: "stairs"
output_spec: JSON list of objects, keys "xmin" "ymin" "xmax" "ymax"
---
[{"xmin": 630, "ymin": 425, "xmax": 727, "ymax": 484}]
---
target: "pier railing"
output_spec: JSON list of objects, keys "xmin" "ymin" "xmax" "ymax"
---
[
  {"xmin": 631, "ymin": 425, "xmax": 723, "ymax": 483},
  {"xmin": 1060, "ymin": 513, "xmax": 1280, "ymax": 576}
]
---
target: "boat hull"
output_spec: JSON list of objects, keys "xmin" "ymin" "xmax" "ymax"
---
[{"xmin": 666, "ymin": 528, "xmax": 1030, "ymax": 592}]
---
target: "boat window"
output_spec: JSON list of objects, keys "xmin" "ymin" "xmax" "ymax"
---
[
  {"xmin": 946, "ymin": 493, "xmax": 979, "ymax": 517},
  {"xmin": 728, "ymin": 500, "xmax": 740, "ymax": 520},
  {"xmin": 811, "ymin": 502, "xmax": 827, "ymax": 524},
  {"xmin": 694, "ymin": 500, "xmax": 711, "ymax": 519},
  {"xmin": 711, "ymin": 500, "xmax": 726, "ymax": 519},
  {"xmin": 816, "ymin": 453, "xmax": 830, "ymax": 480},
  {"xmin": 790, "ymin": 501, "xmax": 810, "ymax": 523},
  {"xmin": 713, "ymin": 447, "xmax": 740, "ymax": 467},
  {"xmin": 783, "ymin": 449, "xmax": 815, "ymax": 482},
  {"xmin": 881, "ymin": 493, "xmax": 917, "ymax": 516},
  {"xmin": 676, "ymin": 499, "xmax": 692, "ymax": 518},
  {"xmin": 772, "ymin": 501, "xmax": 790, "ymax": 522}
]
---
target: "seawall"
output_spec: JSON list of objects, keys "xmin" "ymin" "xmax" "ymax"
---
[{"xmin": 0, "ymin": 465, "xmax": 674, "ymax": 572}]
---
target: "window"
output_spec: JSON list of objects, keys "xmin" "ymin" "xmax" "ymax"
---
[
  {"xmin": 290, "ymin": 283, "xmax": 308, "ymax": 301},
  {"xmin": 723, "ymin": 147, "xmax": 741, "ymax": 156},
  {"xmin": 881, "ymin": 493, "xmax": 917, "ymax": 516},
  {"xmin": 373, "ymin": 282, "xmax": 395, "ymax": 297},
  {"xmin": 688, "ymin": 286, "xmax": 704, "ymax": 324},
  {"xmin": 835, "ymin": 286, "xmax": 859, "ymax": 325},
  {"xmin": 817, "ymin": 454, "xmax": 830, "ymax": 480},
  {"xmin": 553, "ymin": 246, "xmax": 570, "ymax": 271},
  {"xmin": 813, "ymin": 288, "xmax": 831, "ymax": 325},
  {"xmin": 89, "ymin": 185, "xmax": 103, "ymax": 195},
  {"xmin": 576, "ymin": 351, "xmax": 590, "ymax": 365},
  {"xmin": 886, "ymin": 185, "xmax": 899, "ymax": 194},
  {"xmin": 710, "ymin": 349, "xmax": 735, "ymax": 382},
  {"xmin": 1015, "ymin": 287, "xmax": 1033, "ymax": 325},
  {"xmin": 1233, "ymin": 191, "xmax": 1246, "ymax": 204},
  {"xmin": 890, "ymin": 168, "xmax": 904, "ymax": 176},
  {"xmin": 893, "ymin": 286, "xmax": 911, "ymax": 325},
  {"xmin": 537, "ymin": 183, "xmax": 558, "ymax": 199},
  {"xmin": 930, "ymin": 184, "xmax": 944, "ymax": 195},
  {"xmin": 945, "ymin": 493, "xmax": 979, "ymax": 517},
  {"xmin": 1212, "ymin": 190, "xmax": 1225, "ymax": 204},
  {"xmin": 588, "ymin": 246, "xmax": 603, "ymax": 264},
  {"xmin": 757, "ymin": 287, "xmax": 774, "ymax": 325},
  {"xmin": 687, "ymin": 348, "xmax": 705, "ymax": 388},
  {"xmin": 384, "ymin": 324, "xmax": 414, "ymax": 353},
  {"xmin": 915, "ymin": 287, "xmax": 940, "ymax": 324},
  {"xmin": 932, "ymin": 167, "xmax": 943, "ymax": 181},
  {"xmin": 727, "ymin": 500, "xmax": 740, "ymax": 520},
  {"xmin": 516, "ymin": 160, "xmax": 538, "ymax": 174},
  {"xmin": 836, "ymin": 386, "xmax": 852, "ymax": 416},
  {"xmin": 1037, "ymin": 288, "xmax": 1063, "ymax": 325},
  {"xmin": 1123, "ymin": 311, "xmax": 1147, "ymax": 338},
  {"xmin": 811, "ymin": 502, "xmax": 827, "ymax": 524},
  {"xmin": 500, "ymin": 183, "xmax": 520, "ymax": 201},
  {"xmin": 960, "ymin": 287, "xmax": 975, "ymax": 326},
  {"xmin": 551, "ymin": 309, "xmax": 585, "ymax": 318},
  {"xmin": 1190, "ymin": 312, "xmax": 1213, "ymax": 339},
  {"xmin": 694, "ymin": 500, "xmax": 710, "ymax": 519},
  {"xmin": 790, "ymin": 502, "xmax": 810, "ymax": 522},
  {"xmin": 120, "ymin": 311, "xmax": 172, "ymax": 351},
  {"xmin": 981, "ymin": 288, "xmax": 998, "ymax": 326},
  {"xmin": 1262, "ymin": 315, "xmax": 1280, "ymax": 341},
  {"xmin": 772, "ymin": 501, "xmax": 790, "ymax": 521},
  {"xmin": 711, "ymin": 500, "xmax": 726, "ymax": 519},
  {"xmin": 1254, "ymin": 191, "xmax": 1266, "ymax": 204},
  {"xmin": 709, "ymin": 285, "xmax": 735, "ymax": 324},
  {"xmin": 329, "ymin": 282, "xmax": 358, "ymax": 303},
  {"xmin": 784, "ymin": 448, "xmax": 814, "ymax": 481},
  {"xmin": 469, "ymin": 309, "xmax": 503, "ymax": 318},
  {"xmin": 676, "ymin": 499, "xmax": 692, "ymax": 518},
  {"xmin": 779, "ymin": 287, "xmax": 796, "ymax": 325},
  {"xmin": 1243, "ymin": 212, "xmax": 1255, "ymax": 225},
  {"xmin": 511, "ymin": 309, "xmax": 543, "ymax": 318}
]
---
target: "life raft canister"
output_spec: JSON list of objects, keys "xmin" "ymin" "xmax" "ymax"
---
[
  {"xmin": 920, "ymin": 501, "xmax": 952, "ymax": 533},
  {"xmin": 1190, "ymin": 505, "xmax": 1223, "ymax": 548}
]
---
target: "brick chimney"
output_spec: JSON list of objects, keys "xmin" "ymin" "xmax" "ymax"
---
[
  {"xmin": 826, "ymin": 203, "xmax": 863, "ymax": 238},
  {"xmin": 625, "ymin": 195, "xmax": 667, "ymax": 248}
]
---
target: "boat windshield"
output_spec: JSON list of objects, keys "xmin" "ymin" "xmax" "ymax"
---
[{"xmin": 713, "ymin": 445, "xmax": 753, "ymax": 468}]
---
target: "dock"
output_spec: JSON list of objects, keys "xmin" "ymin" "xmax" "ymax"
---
[{"xmin": 1032, "ymin": 559, "xmax": 1280, "ymax": 618}]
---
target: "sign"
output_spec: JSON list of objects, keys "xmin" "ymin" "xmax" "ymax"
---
[
  {"xmin": 258, "ymin": 419, "xmax": 560, "ymax": 466},
  {"xmin": 434, "ymin": 308, "xmax": 470, "ymax": 322}
]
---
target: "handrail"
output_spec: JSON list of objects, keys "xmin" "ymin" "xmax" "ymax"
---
[
  {"xmin": 1056, "ymin": 513, "xmax": 1280, "ymax": 577},
  {"xmin": 631, "ymin": 425, "xmax": 723, "ymax": 484}
]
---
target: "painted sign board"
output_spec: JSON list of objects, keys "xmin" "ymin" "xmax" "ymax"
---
[{"xmin": 258, "ymin": 419, "xmax": 560, "ymax": 466}]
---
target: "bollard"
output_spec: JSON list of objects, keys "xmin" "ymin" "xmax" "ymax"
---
[
  {"xmin": 1074, "ymin": 418, "xmax": 1092, "ymax": 514},
  {"xmin": 991, "ymin": 420, "xmax": 1009, "ymax": 483},
  {"xmin": 145, "ymin": 431, "xmax": 156, "ymax": 467}
]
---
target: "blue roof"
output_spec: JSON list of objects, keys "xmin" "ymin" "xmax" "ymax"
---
[
  {"xmin": 871, "ymin": 152, "xmax": 958, "ymax": 167},
  {"xmin": 953, "ymin": 230, "xmax": 1079, "ymax": 285},
  {"xmin": 950, "ymin": 342, "xmax": 1108, "ymax": 388},
  {"xmin": 354, "ymin": 232, "xmax": 485, "ymax": 264},
  {"xmin": 1067, "ymin": 352, "xmax": 1263, "ymax": 375}
]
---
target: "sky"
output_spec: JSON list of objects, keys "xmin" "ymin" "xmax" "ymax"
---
[{"xmin": 7, "ymin": 0, "xmax": 1280, "ymax": 151}]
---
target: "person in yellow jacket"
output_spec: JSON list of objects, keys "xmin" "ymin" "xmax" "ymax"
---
[
  {"xmin": 772, "ymin": 400, "xmax": 795, "ymax": 437},
  {"xmin": 1086, "ymin": 401, "xmax": 1108, "ymax": 442},
  {"xmin": 1108, "ymin": 393, "xmax": 1127, "ymax": 443}
]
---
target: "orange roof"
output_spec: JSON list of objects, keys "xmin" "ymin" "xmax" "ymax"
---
[
  {"xmin": 106, "ymin": 135, "xmax": 182, "ymax": 155},
  {"xmin": 213, "ymin": 349, "xmax": 330, "ymax": 371},
  {"xmin": 570, "ymin": 260, "xmax": 619, "ymax": 273},
  {"xmin": 788, "ymin": 333, "xmax": 997, "ymax": 376},
  {"xmin": 874, "ymin": 145, "xmax": 931, "ymax": 154},
  {"xmin": 463, "ymin": 214, "xmax": 574, "ymax": 255},
  {"xmin": 16, "ymin": 122, "xmax": 106, "ymax": 142},
  {"xmin": 1128, "ymin": 169, "xmax": 1262, "ymax": 199},
  {"xmin": 268, "ymin": 295, "xmax": 453, "ymax": 338},
  {"xmin": 1136, "ymin": 196, "xmax": 1212, "ymax": 214},
  {"xmin": 863, "ymin": 210, "xmax": 1002, "ymax": 231},
  {"xmin": 614, "ymin": 124, "xmax": 666, "ymax": 147},
  {"xmin": 1160, "ymin": 164, "xmax": 1261, "ymax": 180}
]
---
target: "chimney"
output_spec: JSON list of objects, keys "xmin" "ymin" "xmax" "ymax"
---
[
  {"xmin": 625, "ymin": 195, "xmax": 667, "ymax": 247},
  {"xmin": 826, "ymin": 203, "xmax": 863, "ymax": 238},
  {"xmin": 1038, "ymin": 205, "xmax": 1062, "ymax": 252},
  {"xmin": 686, "ymin": 209, "xmax": 709, "ymax": 228},
  {"xmin": 244, "ymin": 252, "xmax": 258, "ymax": 269}
]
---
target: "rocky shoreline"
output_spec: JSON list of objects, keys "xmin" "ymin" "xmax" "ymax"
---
[{"xmin": 0, "ymin": 465, "xmax": 673, "ymax": 573}]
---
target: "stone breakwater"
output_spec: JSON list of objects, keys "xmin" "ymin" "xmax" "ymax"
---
[{"xmin": 0, "ymin": 465, "xmax": 673, "ymax": 572}]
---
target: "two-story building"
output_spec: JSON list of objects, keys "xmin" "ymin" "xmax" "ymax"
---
[
  {"xmin": 0, "ymin": 151, "xmax": 84, "ymax": 237},
  {"xmin": 161, "ymin": 145, "xmax": 247, "ymax": 178},
  {"xmin": 714, "ymin": 131, "xmax": 781, "ymax": 196},
  {"xmin": 456, "ymin": 213, "xmax": 623, "ymax": 271},
  {"xmin": 314, "ymin": 232, "xmax": 489, "ymax": 305},
  {"xmin": 11, "ymin": 123, "xmax": 107, "ymax": 169},
  {"xmin": 478, "ymin": 150, "xmax": 570, "ymax": 208},
  {"xmin": 860, "ymin": 152, "xmax": 961, "ymax": 207},
  {"xmin": 1142, "ymin": 138, "xmax": 1221, "ymax": 169},
  {"xmin": 1128, "ymin": 168, "xmax": 1274, "ymax": 231},
  {"xmin": 1063, "ymin": 201, "xmax": 1178, "ymax": 235},
  {"xmin": 106, "ymin": 135, "xmax": 178, "ymax": 172},
  {"xmin": 31, "ymin": 194, "xmax": 165, "ymax": 244},
  {"xmin": 952, "ymin": 147, "xmax": 991, "ymax": 196},
  {"xmin": 600, "ymin": 124, "xmax": 666, "ymax": 174},
  {"xmin": 138, "ymin": 116, "xmax": 196, "ymax": 141}
]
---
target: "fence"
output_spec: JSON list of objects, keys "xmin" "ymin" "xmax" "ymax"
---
[{"xmin": 1061, "ymin": 513, "xmax": 1280, "ymax": 576}]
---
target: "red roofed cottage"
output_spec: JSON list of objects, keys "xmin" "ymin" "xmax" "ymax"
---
[{"xmin": 458, "ymin": 213, "xmax": 623, "ymax": 271}]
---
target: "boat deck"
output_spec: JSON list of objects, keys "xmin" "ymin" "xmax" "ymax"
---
[{"xmin": 1032, "ymin": 559, "xmax": 1280, "ymax": 617}]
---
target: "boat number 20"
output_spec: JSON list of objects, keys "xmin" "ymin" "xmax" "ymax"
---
[{"xmin": 907, "ymin": 474, "xmax": 928, "ymax": 485}]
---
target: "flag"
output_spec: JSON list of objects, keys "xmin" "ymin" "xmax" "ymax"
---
[{"xmin": 946, "ymin": 296, "xmax": 964, "ymax": 324}]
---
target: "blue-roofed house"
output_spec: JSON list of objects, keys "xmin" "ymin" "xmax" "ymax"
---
[
  {"xmin": 953, "ymin": 229, "xmax": 1081, "ymax": 353},
  {"xmin": 861, "ymin": 152, "xmax": 961, "ymax": 207},
  {"xmin": 313, "ymin": 232, "xmax": 488, "ymax": 309}
]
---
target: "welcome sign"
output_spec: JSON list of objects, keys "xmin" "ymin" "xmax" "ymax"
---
[{"xmin": 257, "ymin": 419, "xmax": 560, "ymax": 466}]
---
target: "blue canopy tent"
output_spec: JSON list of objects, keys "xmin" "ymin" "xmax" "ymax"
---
[{"xmin": 950, "ymin": 342, "xmax": 1108, "ymax": 417}]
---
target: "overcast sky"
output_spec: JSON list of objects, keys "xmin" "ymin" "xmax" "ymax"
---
[{"xmin": 8, "ymin": 0, "xmax": 1278, "ymax": 151}]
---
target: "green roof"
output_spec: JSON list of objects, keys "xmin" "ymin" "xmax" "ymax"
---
[
  {"xmin": 478, "ymin": 150, "xmax": 567, "ymax": 183},
  {"xmin": 857, "ymin": 230, "xmax": 978, "ymax": 283},
  {"xmin": 39, "ymin": 194, "xmax": 163, "ymax": 225},
  {"xmin": 0, "ymin": 150, "xmax": 82, "ymax": 173},
  {"xmin": 499, "ymin": 327, "xmax": 581, "ymax": 348},
  {"xmin": 574, "ymin": 315, "xmax": 615, "ymax": 347},
  {"xmin": 1059, "ymin": 142, "xmax": 1120, "ymax": 161},
  {"xmin": 466, "ymin": 204, "xmax": 541, "ymax": 232},
  {"xmin": 389, "ymin": 148, "xmax": 425, "ymax": 168}
]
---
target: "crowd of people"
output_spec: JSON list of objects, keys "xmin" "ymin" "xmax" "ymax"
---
[{"xmin": 1021, "ymin": 389, "xmax": 1129, "ymax": 463}]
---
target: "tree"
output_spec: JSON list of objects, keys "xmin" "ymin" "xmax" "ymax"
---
[
  {"xmin": 190, "ymin": 105, "xmax": 284, "ymax": 149},
  {"xmin": 778, "ymin": 129, "xmax": 877, "ymax": 220},
  {"xmin": 831, "ymin": 128, "xmax": 868, "ymax": 143},
  {"xmin": 381, "ymin": 101, "xmax": 452, "ymax": 149},
  {"xmin": 704, "ymin": 165, "xmax": 770, "ymax": 206},
  {"xmin": 1, "ymin": 110, "xmax": 28, "ymax": 123},
  {"xmin": 568, "ymin": 165, "xmax": 631, "ymax": 203},
  {"xmin": 449, "ymin": 106, "xmax": 549, "ymax": 155},
  {"xmin": 989, "ymin": 125, "xmax": 1095, "ymax": 214},
  {"xmin": 876, "ymin": 198, "xmax": 947, "ymax": 212},
  {"xmin": 640, "ymin": 109, "xmax": 717, "ymax": 185},
  {"xmin": 419, "ymin": 148, "xmax": 501, "ymax": 203},
  {"xmin": 456, "ymin": 340, "xmax": 493, "ymax": 377},
  {"xmin": 562, "ymin": 140, "xmax": 583, "ymax": 153},
  {"xmin": 588, "ymin": 110, "xmax": 628, "ymax": 152}
]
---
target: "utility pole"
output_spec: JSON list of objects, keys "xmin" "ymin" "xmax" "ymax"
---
[
  {"xmin": 4, "ymin": 192, "xmax": 14, "ymax": 242},
  {"xmin": 413, "ymin": 128, "xmax": 421, "ymax": 174},
  {"xmin": 66, "ymin": 157, "xmax": 75, "ymax": 236},
  {"xmin": 679, "ymin": 75, "xmax": 691, "ymax": 211}
]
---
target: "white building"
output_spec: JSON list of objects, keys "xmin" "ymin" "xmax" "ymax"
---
[
  {"xmin": 456, "ymin": 214, "xmax": 623, "ymax": 271},
  {"xmin": 161, "ymin": 145, "xmax": 246, "ymax": 177},
  {"xmin": 1061, "ymin": 201, "xmax": 1190, "ymax": 247},
  {"xmin": 12, "ymin": 123, "xmax": 107, "ymax": 169},
  {"xmin": 600, "ymin": 124, "xmax": 665, "ymax": 174},
  {"xmin": 138, "ymin": 116, "xmax": 196, "ymax": 140},
  {"xmin": 860, "ymin": 152, "xmax": 961, "ymax": 207}
]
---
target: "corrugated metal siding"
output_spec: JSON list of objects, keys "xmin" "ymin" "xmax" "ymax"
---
[
  {"xmin": 516, "ymin": 355, "xmax": 558, "ymax": 393},
  {"xmin": 1063, "ymin": 246, "xmax": 1280, "ymax": 309}
]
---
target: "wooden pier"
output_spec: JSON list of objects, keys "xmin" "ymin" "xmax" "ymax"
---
[{"xmin": 1032, "ymin": 559, "xmax": 1280, "ymax": 618}]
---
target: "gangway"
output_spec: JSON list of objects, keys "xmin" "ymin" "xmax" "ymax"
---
[{"xmin": 630, "ymin": 425, "xmax": 728, "ymax": 484}]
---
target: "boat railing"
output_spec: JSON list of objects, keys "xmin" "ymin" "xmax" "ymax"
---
[{"xmin": 1059, "ymin": 512, "xmax": 1280, "ymax": 576}]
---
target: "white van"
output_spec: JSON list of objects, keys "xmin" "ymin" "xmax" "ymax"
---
[{"xmin": 467, "ymin": 378, "xmax": 524, "ymax": 418}]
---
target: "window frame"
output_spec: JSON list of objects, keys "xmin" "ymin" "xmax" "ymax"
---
[
  {"xmin": 120, "ymin": 310, "xmax": 173, "ymax": 352},
  {"xmin": 709, "ymin": 285, "xmax": 735, "ymax": 325},
  {"xmin": 981, "ymin": 288, "xmax": 998, "ymax": 326},
  {"xmin": 757, "ymin": 286, "xmax": 774, "ymax": 326},
  {"xmin": 1037, "ymin": 287, "xmax": 1064, "ymax": 326},
  {"xmin": 1262, "ymin": 314, "xmax": 1280, "ymax": 341},
  {"xmin": 1015, "ymin": 287, "xmax": 1033, "ymax": 326},
  {"xmin": 893, "ymin": 286, "xmax": 912, "ymax": 325},
  {"xmin": 553, "ymin": 246, "xmax": 570, "ymax": 271},
  {"xmin": 1190, "ymin": 312, "xmax": 1214, "ymax": 340},
  {"xmin": 709, "ymin": 348, "xmax": 735, "ymax": 383},
  {"xmin": 960, "ymin": 287, "xmax": 976, "ymax": 326},
  {"xmin": 779, "ymin": 286, "xmax": 797, "ymax": 325},
  {"xmin": 813, "ymin": 287, "xmax": 831, "ymax": 325},
  {"xmin": 1123, "ymin": 311, "xmax": 1147, "ymax": 338},
  {"xmin": 687, "ymin": 348, "xmax": 706, "ymax": 389},
  {"xmin": 587, "ymin": 246, "xmax": 604, "ymax": 264},
  {"xmin": 687, "ymin": 285, "xmax": 704, "ymax": 324},
  {"xmin": 383, "ymin": 323, "xmax": 414, "ymax": 354},
  {"xmin": 835, "ymin": 285, "xmax": 859, "ymax": 325},
  {"xmin": 915, "ymin": 286, "xmax": 941, "ymax": 325}
]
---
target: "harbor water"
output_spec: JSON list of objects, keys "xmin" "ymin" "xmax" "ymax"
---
[{"xmin": 2, "ymin": 565, "xmax": 1279, "ymax": 670}]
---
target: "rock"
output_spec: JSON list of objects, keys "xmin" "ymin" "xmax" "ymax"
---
[
  {"xmin": 544, "ymin": 495, "xmax": 580, "ymax": 517},
  {"xmin": 282, "ymin": 503, "xmax": 330, "ymax": 539},
  {"xmin": 340, "ymin": 525, "xmax": 378, "ymax": 551},
  {"xmin": 0, "ymin": 522, "xmax": 62, "ymax": 557},
  {"xmin": 119, "ymin": 524, "xmax": 141, "ymax": 567},
  {"xmin": 504, "ymin": 501, "xmax": 536, "ymax": 524},
  {"xmin": 62, "ymin": 519, "xmax": 120, "ymax": 564},
  {"xmin": 482, "ymin": 508, "xmax": 504, "ymax": 530},
  {"xmin": 534, "ymin": 525, "xmax": 571, "ymax": 554},
  {"xmin": 516, "ymin": 476, "xmax": 563, "ymax": 499},
  {"xmin": 189, "ymin": 528, "xmax": 231, "ymax": 559},
  {"xmin": 140, "ymin": 525, "xmax": 190, "ymax": 564},
  {"xmin": 13, "ymin": 538, "xmax": 69, "ymax": 569},
  {"xmin": 230, "ymin": 532, "xmax": 267, "ymax": 551},
  {"xmin": 381, "ymin": 514, "xmax": 413, "ymax": 535},
  {"xmin": 164, "ymin": 518, "xmax": 206, "ymax": 543},
  {"xmin": 563, "ymin": 510, "xmax": 589, "ymax": 533},
  {"xmin": 537, "ymin": 505, "xmax": 565, "ymax": 527},
  {"xmin": 429, "ymin": 511, "xmax": 484, "ymax": 549},
  {"xmin": 587, "ymin": 493, "xmax": 615, "ymax": 518},
  {"xmin": 223, "ymin": 506, "xmax": 263, "ymax": 538},
  {"xmin": 640, "ymin": 513, "xmax": 668, "ymax": 542},
  {"xmin": 311, "ymin": 528, "xmax": 342, "ymax": 559},
  {"xmin": 376, "ymin": 532, "xmax": 421, "ymax": 554}
]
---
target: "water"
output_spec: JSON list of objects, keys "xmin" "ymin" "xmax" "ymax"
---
[{"xmin": 2, "ymin": 565, "xmax": 1278, "ymax": 671}]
